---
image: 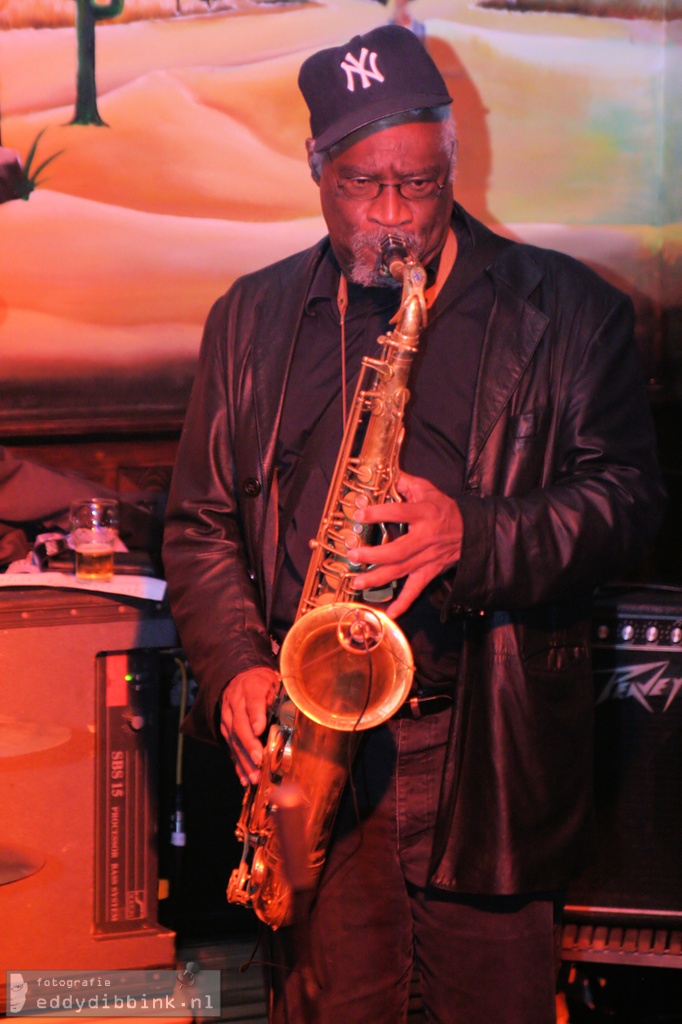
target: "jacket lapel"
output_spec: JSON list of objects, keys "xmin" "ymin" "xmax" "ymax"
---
[
  {"xmin": 248, "ymin": 240, "xmax": 327, "ymax": 620},
  {"xmin": 466, "ymin": 250, "xmax": 549, "ymax": 477},
  {"xmin": 250, "ymin": 240, "xmax": 328, "ymax": 483}
]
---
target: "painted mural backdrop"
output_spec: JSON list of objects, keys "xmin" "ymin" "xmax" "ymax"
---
[{"xmin": 0, "ymin": 0, "xmax": 679, "ymax": 431}]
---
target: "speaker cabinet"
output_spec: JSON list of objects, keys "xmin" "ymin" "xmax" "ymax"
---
[
  {"xmin": 0, "ymin": 588, "xmax": 177, "ymax": 977},
  {"xmin": 563, "ymin": 587, "xmax": 682, "ymax": 965}
]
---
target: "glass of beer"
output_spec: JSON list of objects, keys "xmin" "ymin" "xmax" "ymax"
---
[{"xmin": 69, "ymin": 499, "xmax": 119, "ymax": 582}]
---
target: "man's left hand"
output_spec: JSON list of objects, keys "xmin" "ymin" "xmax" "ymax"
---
[{"xmin": 351, "ymin": 471, "xmax": 463, "ymax": 619}]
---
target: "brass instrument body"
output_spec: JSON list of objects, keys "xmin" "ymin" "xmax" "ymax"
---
[
  {"xmin": 228, "ymin": 699, "xmax": 363, "ymax": 929},
  {"xmin": 227, "ymin": 251, "xmax": 427, "ymax": 930}
]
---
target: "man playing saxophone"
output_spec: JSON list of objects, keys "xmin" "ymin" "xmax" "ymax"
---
[{"xmin": 163, "ymin": 25, "xmax": 664, "ymax": 1024}]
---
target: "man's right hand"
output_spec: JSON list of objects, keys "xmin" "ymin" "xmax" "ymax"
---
[{"xmin": 220, "ymin": 666, "xmax": 280, "ymax": 786}]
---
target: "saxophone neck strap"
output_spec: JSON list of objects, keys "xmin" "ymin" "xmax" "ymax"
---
[
  {"xmin": 337, "ymin": 275, "xmax": 349, "ymax": 429},
  {"xmin": 425, "ymin": 226, "xmax": 457, "ymax": 308}
]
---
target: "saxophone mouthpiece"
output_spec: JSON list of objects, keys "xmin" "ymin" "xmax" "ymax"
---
[{"xmin": 380, "ymin": 235, "xmax": 408, "ymax": 282}]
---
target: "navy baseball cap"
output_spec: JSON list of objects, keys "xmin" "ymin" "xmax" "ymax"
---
[{"xmin": 299, "ymin": 25, "xmax": 452, "ymax": 153}]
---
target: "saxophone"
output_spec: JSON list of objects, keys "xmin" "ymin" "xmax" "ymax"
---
[{"xmin": 227, "ymin": 237, "xmax": 428, "ymax": 929}]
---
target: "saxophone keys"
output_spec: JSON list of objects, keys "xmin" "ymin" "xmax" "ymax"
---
[
  {"xmin": 340, "ymin": 529, "xmax": 361, "ymax": 551},
  {"xmin": 355, "ymin": 464, "xmax": 373, "ymax": 484},
  {"xmin": 250, "ymin": 845, "xmax": 267, "ymax": 888},
  {"xmin": 249, "ymin": 797, "xmax": 270, "ymax": 837},
  {"xmin": 266, "ymin": 723, "xmax": 291, "ymax": 777},
  {"xmin": 340, "ymin": 489, "xmax": 369, "ymax": 514},
  {"xmin": 226, "ymin": 862, "xmax": 251, "ymax": 905}
]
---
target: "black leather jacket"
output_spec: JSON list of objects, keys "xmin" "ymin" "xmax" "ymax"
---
[{"xmin": 163, "ymin": 207, "xmax": 665, "ymax": 894}]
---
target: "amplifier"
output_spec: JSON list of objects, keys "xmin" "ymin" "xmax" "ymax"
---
[
  {"xmin": 563, "ymin": 586, "xmax": 682, "ymax": 966},
  {"xmin": 0, "ymin": 588, "xmax": 178, "ymax": 979}
]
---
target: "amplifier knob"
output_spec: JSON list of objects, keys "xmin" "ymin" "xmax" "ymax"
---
[
  {"xmin": 671, "ymin": 627, "xmax": 682, "ymax": 644},
  {"xmin": 645, "ymin": 625, "xmax": 659, "ymax": 643},
  {"xmin": 621, "ymin": 624, "xmax": 635, "ymax": 642},
  {"xmin": 596, "ymin": 624, "xmax": 609, "ymax": 640}
]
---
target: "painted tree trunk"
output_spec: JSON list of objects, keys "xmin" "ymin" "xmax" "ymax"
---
[{"xmin": 72, "ymin": 0, "xmax": 125, "ymax": 126}]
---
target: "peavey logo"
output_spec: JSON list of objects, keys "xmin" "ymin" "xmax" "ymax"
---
[
  {"xmin": 595, "ymin": 660, "xmax": 682, "ymax": 713},
  {"xmin": 341, "ymin": 48, "xmax": 385, "ymax": 92}
]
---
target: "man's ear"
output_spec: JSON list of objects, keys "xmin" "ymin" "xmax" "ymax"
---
[{"xmin": 306, "ymin": 138, "xmax": 321, "ymax": 184}]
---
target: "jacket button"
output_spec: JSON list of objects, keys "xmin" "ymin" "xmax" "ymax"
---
[{"xmin": 243, "ymin": 477, "xmax": 262, "ymax": 497}]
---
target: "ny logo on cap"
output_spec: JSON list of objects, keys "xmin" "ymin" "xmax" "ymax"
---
[{"xmin": 340, "ymin": 47, "xmax": 385, "ymax": 92}]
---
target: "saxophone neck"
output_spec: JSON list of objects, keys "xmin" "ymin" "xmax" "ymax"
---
[
  {"xmin": 396, "ymin": 261, "xmax": 428, "ymax": 339},
  {"xmin": 379, "ymin": 235, "xmax": 428, "ymax": 341}
]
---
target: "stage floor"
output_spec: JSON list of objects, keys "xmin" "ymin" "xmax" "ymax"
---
[
  {"xmin": 176, "ymin": 936, "xmax": 267, "ymax": 1024},
  {"xmin": 175, "ymin": 934, "xmax": 426, "ymax": 1023},
  {"xmin": 175, "ymin": 936, "xmax": 682, "ymax": 1024}
]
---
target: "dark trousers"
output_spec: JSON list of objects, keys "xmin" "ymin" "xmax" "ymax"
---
[{"xmin": 268, "ymin": 708, "xmax": 559, "ymax": 1024}]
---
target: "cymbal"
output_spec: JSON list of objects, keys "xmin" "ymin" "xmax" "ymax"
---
[
  {"xmin": 0, "ymin": 716, "xmax": 71, "ymax": 757},
  {"xmin": 0, "ymin": 845, "xmax": 44, "ymax": 885}
]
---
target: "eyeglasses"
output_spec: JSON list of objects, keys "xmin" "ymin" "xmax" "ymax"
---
[{"xmin": 330, "ymin": 165, "xmax": 448, "ymax": 202}]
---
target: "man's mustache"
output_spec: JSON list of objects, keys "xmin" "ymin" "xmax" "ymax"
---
[{"xmin": 349, "ymin": 230, "xmax": 421, "ymax": 287}]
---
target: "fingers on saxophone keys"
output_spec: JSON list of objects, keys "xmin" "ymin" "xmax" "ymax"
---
[
  {"xmin": 233, "ymin": 758, "xmax": 251, "ymax": 789},
  {"xmin": 233, "ymin": 726, "xmax": 264, "ymax": 786},
  {"xmin": 352, "ymin": 568, "xmax": 390, "ymax": 593},
  {"xmin": 220, "ymin": 721, "xmax": 248, "ymax": 786},
  {"xmin": 353, "ymin": 542, "xmax": 389, "ymax": 566},
  {"xmin": 231, "ymin": 737, "xmax": 263, "ymax": 787},
  {"xmin": 222, "ymin": 708, "xmax": 264, "ymax": 787}
]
